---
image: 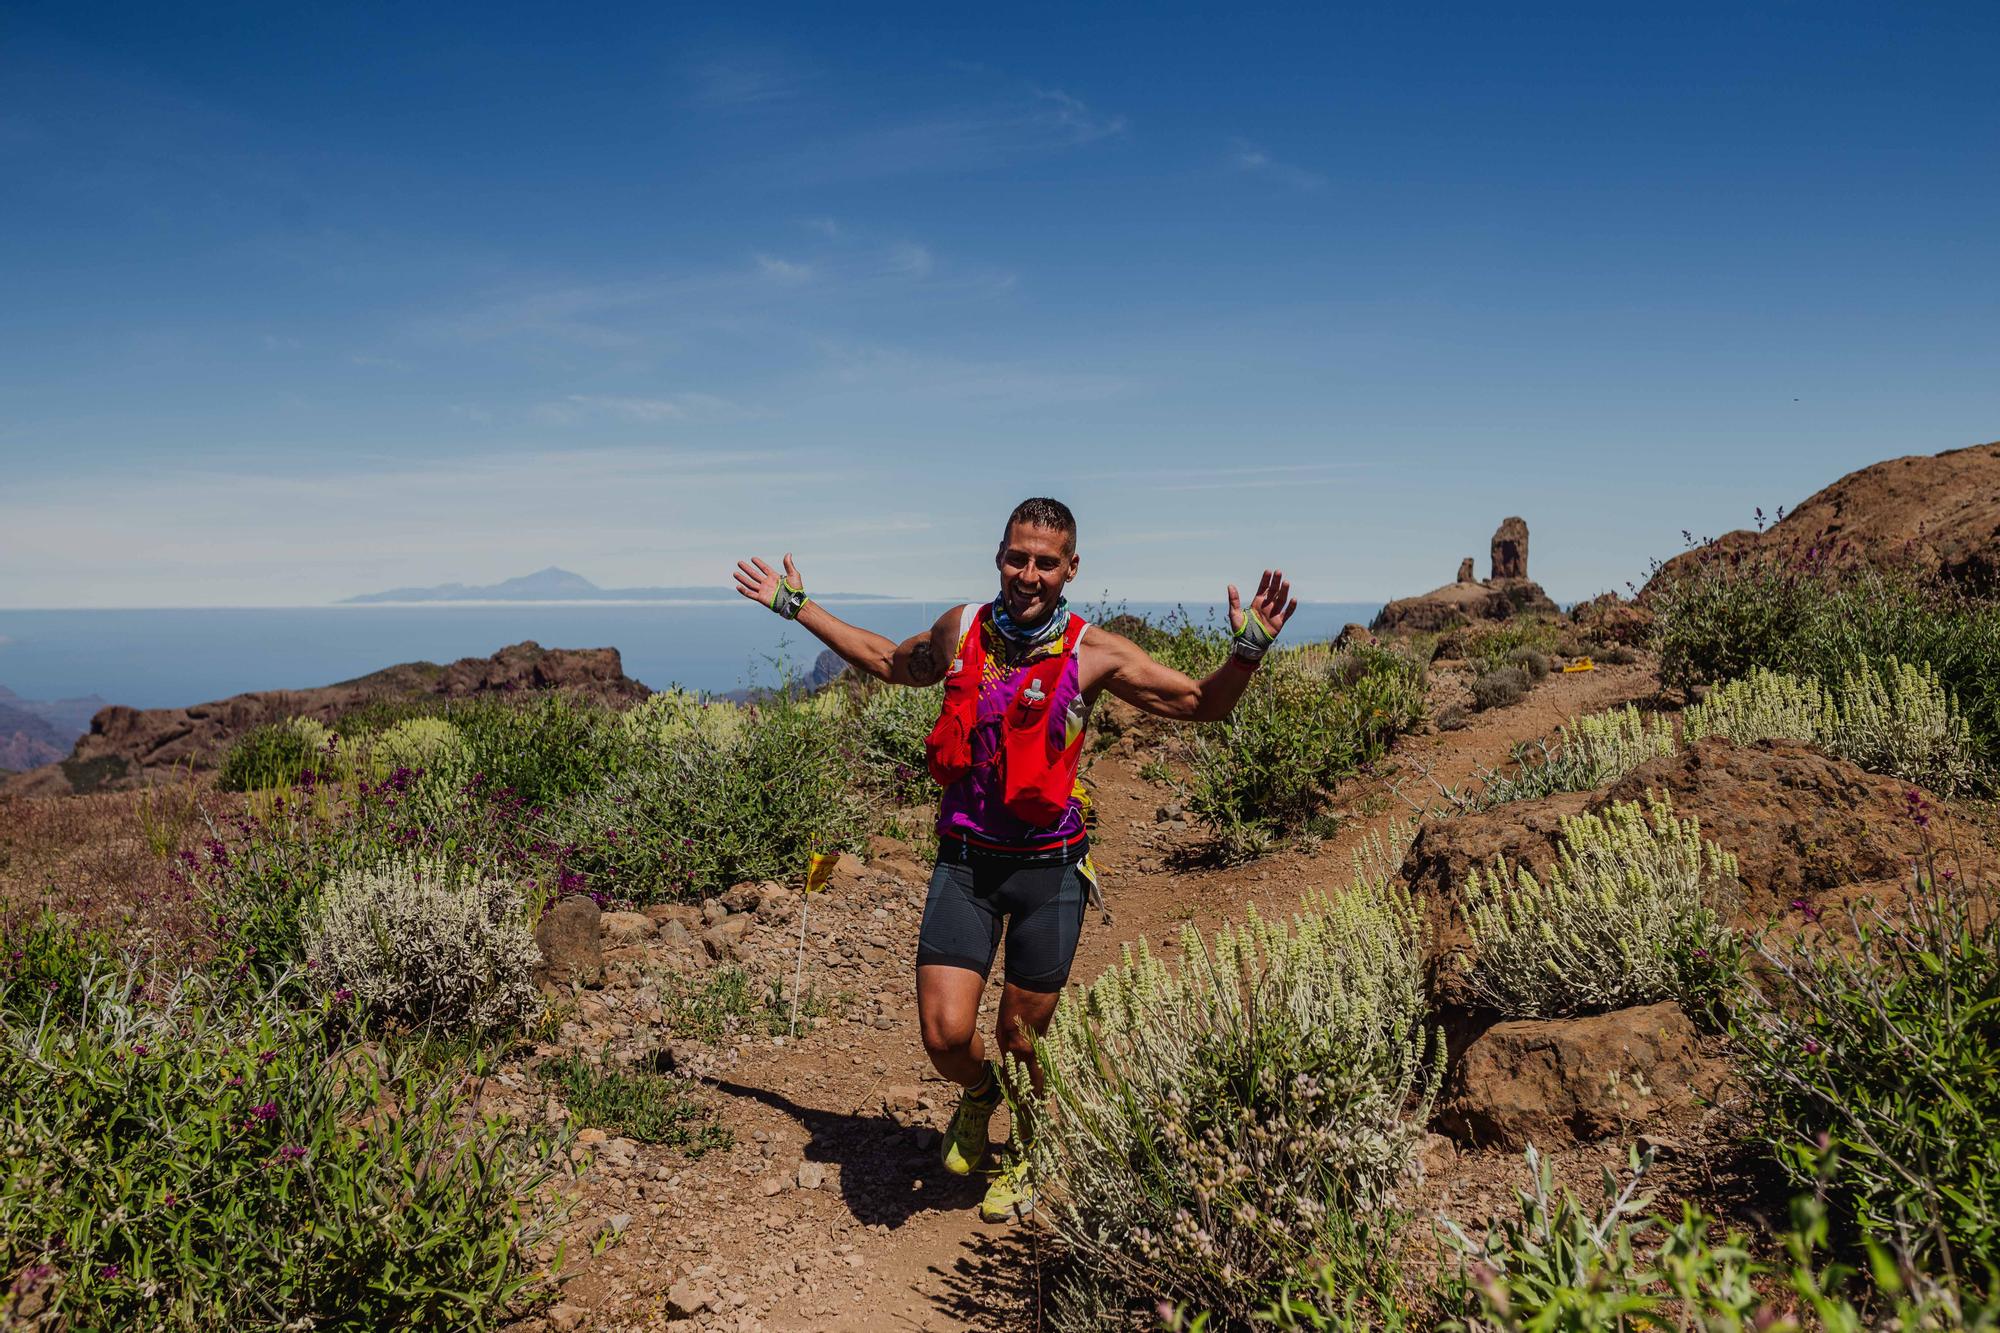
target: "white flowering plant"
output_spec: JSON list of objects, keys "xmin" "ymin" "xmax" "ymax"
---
[
  {"xmin": 1460, "ymin": 795, "xmax": 1739, "ymax": 1019},
  {"xmin": 1014, "ymin": 827, "xmax": 1441, "ymax": 1329},
  {"xmin": 304, "ymin": 856, "xmax": 540, "ymax": 1034}
]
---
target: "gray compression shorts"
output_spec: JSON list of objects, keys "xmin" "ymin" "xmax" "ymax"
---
[{"xmin": 916, "ymin": 836, "xmax": 1092, "ymax": 993}]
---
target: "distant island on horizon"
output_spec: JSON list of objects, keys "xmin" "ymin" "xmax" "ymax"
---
[{"xmin": 340, "ymin": 566, "xmax": 902, "ymax": 605}]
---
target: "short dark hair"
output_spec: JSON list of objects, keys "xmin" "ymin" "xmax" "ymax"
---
[{"xmin": 1004, "ymin": 497, "xmax": 1077, "ymax": 553}]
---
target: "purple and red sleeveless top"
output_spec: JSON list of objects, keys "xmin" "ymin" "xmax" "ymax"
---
[{"xmin": 935, "ymin": 605, "xmax": 1090, "ymax": 852}]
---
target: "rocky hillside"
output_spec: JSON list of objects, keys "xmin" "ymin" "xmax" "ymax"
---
[
  {"xmin": 1648, "ymin": 438, "xmax": 2000, "ymax": 593},
  {"xmin": 2, "ymin": 640, "xmax": 650, "ymax": 796}
]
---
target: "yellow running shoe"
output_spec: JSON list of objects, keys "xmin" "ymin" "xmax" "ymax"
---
[
  {"xmin": 941, "ymin": 1075, "xmax": 999, "ymax": 1176},
  {"xmin": 979, "ymin": 1156, "xmax": 1035, "ymax": 1223}
]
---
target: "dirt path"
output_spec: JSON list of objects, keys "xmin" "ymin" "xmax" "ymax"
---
[{"xmin": 529, "ymin": 664, "xmax": 1657, "ymax": 1332}]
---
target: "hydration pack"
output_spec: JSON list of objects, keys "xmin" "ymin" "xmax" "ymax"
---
[{"xmin": 924, "ymin": 604, "xmax": 1089, "ymax": 828}]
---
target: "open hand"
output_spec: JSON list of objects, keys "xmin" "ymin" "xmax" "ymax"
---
[
  {"xmin": 1228, "ymin": 569, "xmax": 1298, "ymax": 637},
  {"xmin": 733, "ymin": 554, "xmax": 802, "ymax": 609}
]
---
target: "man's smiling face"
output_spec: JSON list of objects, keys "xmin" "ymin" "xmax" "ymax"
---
[{"xmin": 995, "ymin": 522, "xmax": 1079, "ymax": 627}]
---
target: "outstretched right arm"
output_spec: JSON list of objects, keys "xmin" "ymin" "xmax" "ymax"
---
[{"xmin": 733, "ymin": 553, "xmax": 960, "ymax": 686}]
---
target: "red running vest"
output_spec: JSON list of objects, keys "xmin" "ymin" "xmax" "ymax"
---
[{"xmin": 925, "ymin": 605, "xmax": 1088, "ymax": 829}]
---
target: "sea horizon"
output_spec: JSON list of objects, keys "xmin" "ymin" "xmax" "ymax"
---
[{"xmin": 0, "ymin": 599, "xmax": 1388, "ymax": 714}]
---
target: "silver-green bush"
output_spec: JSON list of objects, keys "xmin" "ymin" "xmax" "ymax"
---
[
  {"xmin": 620, "ymin": 687, "xmax": 744, "ymax": 750},
  {"xmin": 304, "ymin": 857, "xmax": 540, "ymax": 1034},
  {"xmin": 1478, "ymin": 706, "xmax": 1676, "ymax": 806},
  {"xmin": 1018, "ymin": 826, "xmax": 1441, "ymax": 1328},
  {"xmin": 1683, "ymin": 661, "xmax": 1978, "ymax": 794},
  {"xmin": 1460, "ymin": 795, "xmax": 1738, "ymax": 1018},
  {"xmin": 1681, "ymin": 666, "xmax": 1832, "ymax": 749},
  {"xmin": 1830, "ymin": 659, "xmax": 1979, "ymax": 796},
  {"xmin": 368, "ymin": 716, "xmax": 470, "ymax": 782}
]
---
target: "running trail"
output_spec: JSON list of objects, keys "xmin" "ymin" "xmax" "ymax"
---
[{"xmin": 522, "ymin": 663, "xmax": 1655, "ymax": 1333}]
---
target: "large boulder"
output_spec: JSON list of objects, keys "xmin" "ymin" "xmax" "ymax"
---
[
  {"xmin": 534, "ymin": 895, "xmax": 604, "ymax": 991},
  {"xmin": 1437, "ymin": 1002, "xmax": 1720, "ymax": 1149},
  {"xmin": 1646, "ymin": 440, "xmax": 2000, "ymax": 596}
]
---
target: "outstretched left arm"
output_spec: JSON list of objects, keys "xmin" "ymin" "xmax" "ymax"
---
[{"xmin": 1100, "ymin": 569, "xmax": 1299, "ymax": 722}]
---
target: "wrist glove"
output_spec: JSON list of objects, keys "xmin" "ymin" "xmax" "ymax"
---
[
  {"xmin": 1231, "ymin": 608, "xmax": 1276, "ymax": 665},
  {"xmin": 768, "ymin": 575, "xmax": 809, "ymax": 621}
]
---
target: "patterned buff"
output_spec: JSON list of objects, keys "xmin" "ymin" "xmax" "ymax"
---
[{"xmin": 990, "ymin": 594, "xmax": 1070, "ymax": 655}]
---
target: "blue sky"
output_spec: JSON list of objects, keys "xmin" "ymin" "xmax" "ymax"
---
[{"xmin": 2, "ymin": 1, "xmax": 1996, "ymax": 609}]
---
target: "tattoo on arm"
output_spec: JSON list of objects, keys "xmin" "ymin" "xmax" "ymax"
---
[{"xmin": 908, "ymin": 640, "xmax": 944, "ymax": 685}]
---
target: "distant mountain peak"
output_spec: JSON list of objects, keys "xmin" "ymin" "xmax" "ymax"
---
[{"xmin": 340, "ymin": 569, "xmax": 895, "ymax": 605}]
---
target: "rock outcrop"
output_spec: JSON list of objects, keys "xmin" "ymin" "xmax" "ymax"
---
[
  {"xmin": 1491, "ymin": 517, "xmax": 1529, "ymax": 580},
  {"xmin": 1646, "ymin": 439, "xmax": 2000, "ymax": 596},
  {"xmin": 1372, "ymin": 518, "xmax": 1560, "ymax": 634},
  {"xmin": 4, "ymin": 641, "xmax": 650, "ymax": 795},
  {"xmin": 1405, "ymin": 737, "xmax": 1930, "ymax": 1026},
  {"xmin": 1438, "ymin": 1002, "xmax": 1721, "ymax": 1149}
]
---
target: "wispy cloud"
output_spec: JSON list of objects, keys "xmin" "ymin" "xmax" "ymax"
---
[
  {"xmin": 754, "ymin": 253, "xmax": 813, "ymax": 284},
  {"xmin": 533, "ymin": 393, "xmax": 757, "ymax": 425},
  {"xmin": 1230, "ymin": 139, "xmax": 1326, "ymax": 192},
  {"xmin": 757, "ymin": 85, "xmax": 1127, "ymax": 185},
  {"xmin": 687, "ymin": 57, "xmax": 806, "ymax": 110},
  {"xmin": 1079, "ymin": 461, "xmax": 1365, "ymax": 491},
  {"xmin": 808, "ymin": 339, "xmax": 1131, "ymax": 408}
]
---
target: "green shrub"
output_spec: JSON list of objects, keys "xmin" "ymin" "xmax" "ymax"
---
[
  {"xmin": 1018, "ymin": 828, "xmax": 1442, "ymax": 1328},
  {"xmin": 540, "ymin": 1048, "xmax": 731, "ymax": 1155},
  {"xmin": 453, "ymin": 694, "xmax": 627, "ymax": 811},
  {"xmin": 1179, "ymin": 651, "xmax": 1425, "ymax": 863},
  {"xmin": 1732, "ymin": 857, "xmax": 2000, "ymax": 1279},
  {"xmin": 217, "ymin": 718, "xmax": 341, "ymax": 792},
  {"xmin": 550, "ymin": 690, "xmax": 865, "ymax": 901},
  {"xmin": 1464, "ymin": 620, "xmax": 1564, "ymax": 675},
  {"xmin": 303, "ymin": 857, "xmax": 540, "ymax": 1035},
  {"xmin": 1098, "ymin": 605, "xmax": 1233, "ymax": 678},
  {"xmin": 1685, "ymin": 661, "xmax": 1981, "ymax": 794},
  {"xmin": 185, "ymin": 807, "xmax": 354, "ymax": 980},
  {"xmin": 1476, "ymin": 706, "xmax": 1677, "ymax": 807},
  {"xmin": 1470, "ymin": 666, "xmax": 1529, "ymax": 711},
  {"xmin": 1650, "ymin": 557, "xmax": 2000, "ymax": 769},
  {"xmin": 0, "ymin": 909, "xmax": 116, "ymax": 1022},
  {"xmin": 851, "ymin": 682, "xmax": 942, "ymax": 806},
  {"xmin": 1506, "ymin": 646, "xmax": 1550, "ymax": 682},
  {"xmin": 0, "ymin": 967, "xmax": 565, "ymax": 1330},
  {"xmin": 1430, "ymin": 1148, "xmax": 2000, "ymax": 1333},
  {"xmin": 1460, "ymin": 795, "xmax": 1739, "ymax": 1018},
  {"xmin": 1832, "ymin": 659, "xmax": 1981, "ymax": 796}
]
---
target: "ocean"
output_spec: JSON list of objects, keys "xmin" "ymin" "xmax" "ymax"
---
[{"xmin": 0, "ymin": 600, "xmax": 1384, "ymax": 713}]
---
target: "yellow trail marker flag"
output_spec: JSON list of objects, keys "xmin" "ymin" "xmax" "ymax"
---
[
  {"xmin": 792, "ymin": 851, "xmax": 840, "ymax": 1035},
  {"xmin": 1562, "ymin": 657, "xmax": 1596, "ymax": 674}
]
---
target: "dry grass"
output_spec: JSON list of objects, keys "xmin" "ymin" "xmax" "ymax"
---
[{"xmin": 0, "ymin": 781, "xmax": 225, "ymax": 956}]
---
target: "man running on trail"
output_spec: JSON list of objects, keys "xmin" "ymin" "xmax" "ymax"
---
[{"xmin": 733, "ymin": 497, "xmax": 1296, "ymax": 1222}]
